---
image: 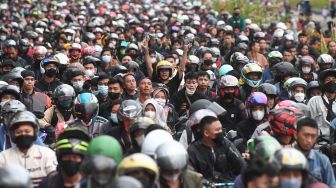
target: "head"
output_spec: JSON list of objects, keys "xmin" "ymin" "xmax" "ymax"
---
[
  {"xmin": 328, "ymin": 41, "xmax": 336, "ymax": 55},
  {"xmin": 22, "ymin": 75, "xmax": 35, "ymax": 92},
  {"xmin": 123, "ymin": 74, "xmax": 137, "ymax": 93},
  {"xmin": 108, "ymin": 77, "xmax": 124, "ymax": 100},
  {"xmin": 184, "ymin": 72, "xmax": 198, "ymax": 96},
  {"xmin": 71, "ymin": 73, "xmax": 85, "ymax": 92},
  {"xmin": 200, "ymin": 116, "xmax": 222, "ymax": 144},
  {"xmin": 83, "ymin": 62, "xmax": 98, "ymax": 76},
  {"xmin": 283, "ymin": 50, "xmax": 294, "ymax": 63},
  {"xmin": 299, "ymin": 44, "xmax": 309, "ymax": 56},
  {"xmin": 298, "ymin": 33, "xmax": 307, "ymax": 45},
  {"xmin": 97, "ymin": 75, "xmax": 110, "ymax": 96},
  {"xmin": 110, "ymin": 100, "xmax": 121, "ymax": 123},
  {"xmin": 197, "ymin": 71, "xmax": 210, "ymax": 90},
  {"xmin": 249, "ymin": 41, "xmax": 260, "ymax": 53},
  {"xmin": 295, "ymin": 117, "xmax": 318, "ymax": 154},
  {"xmin": 138, "ymin": 78, "xmax": 153, "ymax": 96},
  {"xmin": 233, "ymin": 7, "xmax": 241, "ymax": 17}
]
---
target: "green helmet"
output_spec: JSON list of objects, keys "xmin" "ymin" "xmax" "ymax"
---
[
  {"xmin": 247, "ymin": 135, "xmax": 281, "ymax": 160},
  {"xmin": 87, "ymin": 135, "xmax": 123, "ymax": 165}
]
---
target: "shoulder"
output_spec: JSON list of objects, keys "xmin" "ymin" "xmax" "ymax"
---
[{"xmin": 36, "ymin": 145, "xmax": 56, "ymax": 155}]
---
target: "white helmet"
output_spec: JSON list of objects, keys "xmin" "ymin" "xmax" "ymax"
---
[{"xmin": 141, "ymin": 130, "xmax": 173, "ymax": 157}]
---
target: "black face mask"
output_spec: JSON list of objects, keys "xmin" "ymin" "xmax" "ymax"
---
[
  {"xmin": 45, "ymin": 68, "xmax": 58, "ymax": 77},
  {"xmin": 109, "ymin": 92, "xmax": 120, "ymax": 100},
  {"xmin": 59, "ymin": 160, "xmax": 81, "ymax": 177},
  {"xmin": 203, "ymin": 59, "xmax": 213, "ymax": 66},
  {"xmin": 233, "ymin": 12, "xmax": 240, "ymax": 17},
  {"xmin": 14, "ymin": 135, "xmax": 35, "ymax": 149},
  {"xmin": 221, "ymin": 92, "xmax": 235, "ymax": 99},
  {"xmin": 213, "ymin": 132, "xmax": 224, "ymax": 145}
]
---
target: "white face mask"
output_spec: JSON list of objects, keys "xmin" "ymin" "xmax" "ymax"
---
[
  {"xmin": 155, "ymin": 98, "xmax": 166, "ymax": 107},
  {"xmin": 144, "ymin": 111, "xmax": 156, "ymax": 119},
  {"xmin": 302, "ymin": 66, "xmax": 311, "ymax": 74},
  {"xmin": 151, "ymin": 58, "xmax": 157, "ymax": 64},
  {"xmin": 185, "ymin": 87, "xmax": 196, "ymax": 95},
  {"xmin": 294, "ymin": 92, "xmax": 305, "ymax": 102},
  {"xmin": 135, "ymin": 135, "xmax": 145, "ymax": 147},
  {"xmin": 252, "ymin": 110, "xmax": 265, "ymax": 121}
]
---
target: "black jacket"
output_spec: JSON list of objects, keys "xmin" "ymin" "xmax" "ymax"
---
[
  {"xmin": 171, "ymin": 88, "xmax": 206, "ymax": 116},
  {"xmin": 187, "ymin": 138, "xmax": 245, "ymax": 182}
]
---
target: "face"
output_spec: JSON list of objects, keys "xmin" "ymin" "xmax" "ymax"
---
[
  {"xmin": 278, "ymin": 135, "xmax": 293, "ymax": 145},
  {"xmin": 71, "ymin": 75, "xmax": 84, "ymax": 83},
  {"xmin": 309, "ymin": 88, "xmax": 322, "ymax": 98},
  {"xmin": 252, "ymin": 43, "xmax": 260, "ymax": 52},
  {"xmin": 324, "ymin": 76, "xmax": 336, "ymax": 84},
  {"xmin": 251, "ymin": 105, "xmax": 264, "ymax": 113},
  {"xmin": 259, "ymin": 40, "xmax": 267, "ymax": 50},
  {"xmin": 111, "ymin": 104, "xmax": 120, "ymax": 113},
  {"xmin": 154, "ymin": 91, "xmax": 166, "ymax": 100},
  {"xmin": 122, "ymin": 56, "xmax": 132, "ymax": 64},
  {"xmin": 98, "ymin": 78, "xmax": 109, "ymax": 87},
  {"xmin": 247, "ymin": 72, "xmax": 260, "ymax": 81},
  {"xmin": 2, "ymin": 65, "xmax": 13, "ymax": 74},
  {"xmin": 1, "ymin": 94, "xmax": 16, "ymax": 102},
  {"xmin": 301, "ymin": 45, "xmax": 309, "ymax": 55},
  {"xmin": 61, "ymin": 153, "xmax": 82, "ymax": 162},
  {"xmin": 84, "ymin": 63, "xmax": 97, "ymax": 74},
  {"xmin": 159, "ymin": 69, "xmax": 171, "ymax": 80},
  {"xmin": 23, "ymin": 76, "xmax": 35, "ymax": 90},
  {"xmin": 293, "ymin": 87, "xmax": 305, "ymax": 95},
  {"xmin": 299, "ymin": 36, "xmax": 307, "ymax": 44},
  {"xmin": 328, "ymin": 41, "xmax": 336, "ymax": 54},
  {"xmin": 296, "ymin": 126, "xmax": 317, "ymax": 152},
  {"xmin": 124, "ymin": 75, "xmax": 136, "ymax": 91},
  {"xmin": 185, "ymin": 79, "xmax": 198, "ymax": 91},
  {"xmin": 197, "ymin": 76, "xmax": 210, "ymax": 89},
  {"xmin": 145, "ymin": 103, "xmax": 155, "ymax": 112},
  {"xmin": 267, "ymin": 96, "xmax": 275, "ymax": 109},
  {"xmin": 224, "ymin": 35, "xmax": 233, "ymax": 45},
  {"xmin": 325, "ymin": 91, "xmax": 336, "ymax": 101},
  {"xmin": 108, "ymin": 83, "xmax": 122, "ymax": 93},
  {"xmin": 247, "ymin": 174, "xmax": 271, "ymax": 188},
  {"xmin": 283, "ymin": 51, "xmax": 293, "ymax": 62},
  {"xmin": 279, "ymin": 170, "xmax": 303, "ymax": 181},
  {"xmin": 204, "ymin": 120, "xmax": 222, "ymax": 139},
  {"xmin": 14, "ymin": 124, "xmax": 34, "ymax": 137},
  {"xmin": 7, "ymin": 47, "xmax": 18, "ymax": 58},
  {"xmin": 139, "ymin": 78, "xmax": 153, "ymax": 95}
]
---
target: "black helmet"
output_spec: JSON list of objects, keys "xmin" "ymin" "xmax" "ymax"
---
[
  {"xmin": 189, "ymin": 99, "xmax": 212, "ymax": 116},
  {"xmin": 1, "ymin": 100, "xmax": 26, "ymax": 129},
  {"xmin": 9, "ymin": 111, "xmax": 39, "ymax": 141},
  {"xmin": 24, "ymin": 31, "xmax": 39, "ymax": 40},
  {"xmin": 0, "ymin": 85, "xmax": 21, "ymax": 100},
  {"xmin": 230, "ymin": 52, "xmax": 249, "ymax": 70},
  {"xmin": 257, "ymin": 83, "xmax": 277, "ymax": 96},
  {"xmin": 319, "ymin": 68, "xmax": 336, "ymax": 84},
  {"xmin": 52, "ymin": 84, "xmax": 76, "ymax": 110}
]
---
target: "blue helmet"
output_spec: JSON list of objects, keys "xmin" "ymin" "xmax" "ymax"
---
[{"xmin": 74, "ymin": 93, "xmax": 99, "ymax": 124}]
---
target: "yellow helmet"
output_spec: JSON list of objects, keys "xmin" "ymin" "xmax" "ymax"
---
[
  {"xmin": 116, "ymin": 153, "xmax": 159, "ymax": 180},
  {"xmin": 156, "ymin": 61, "xmax": 173, "ymax": 77}
]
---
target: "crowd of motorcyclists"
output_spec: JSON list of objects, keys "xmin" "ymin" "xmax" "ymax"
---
[{"xmin": 0, "ymin": 0, "xmax": 335, "ymax": 188}]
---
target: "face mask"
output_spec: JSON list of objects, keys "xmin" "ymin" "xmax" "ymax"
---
[
  {"xmin": 155, "ymin": 98, "xmax": 166, "ymax": 107},
  {"xmin": 212, "ymin": 57, "xmax": 217, "ymax": 63},
  {"xmin": 203, "ymin": 59, "xmax": 213, "ymax": 65},
  {"xmin": 110, "ymin": 113, "xmax": 118, "ymax": 123},
  {"xmin": 45, "ymin": 68, "xmax": 58, "ymax": 77},
  {"xmin": 213, "ymin": 132, "xmax": 224, "ymax": 145},
  {"xmin": 97, "ymin": 85, "xmax": 108, "ymax": 95},
  {"xmin": 233, "ymin": 12, "xmax": 240, "ymax": 17},
  {"xmin": 294, "ymin": 92, "xmax": 305, "ymax": 102},
  {"xmin": 175, "ymin": 58, "xmax": 180, "ymax": 64},
  {"xmin": 186, "ymin": 87, "xmax": 196, "ymax": 95},
  {"xmin": 102, "ymin": 55, "xmax": 112, "ymax": 63},
  {"xmin": 0, "ymin": 35, "xmax": 6, "ymax": 41},
  {"xmin": 151, "ymin": 58, "xmax": 157, "ymax": 64},
  {"xmin": 84, "ymin": 69, "xmax": 95, "ymax": 78},
  {"xmin": 66, "ymin": 35, "xmax": 72, "ymax": 42},
  {"xmin": 252, "ymin": 110, "xmax": 265, "ymax": 121},
  {"xmin": 161, "ymin": 172, "xmax": 182, "ymax": 182},
  {"xmin": 280, "ymin": 178, "xmax": 302, "ymax": 188},
  {"xmin": 73, "ymin": 81, "xmax": 84, "ymax": 90},
  {"xmin": 302, "ymin": 66, "xmax": 311, "ymax": 74},
  {"xmin": 145, "ymin": 111, "xmax": 156, "ymax": 119},
  {"xmin": 14, "ymin": 135, "xmax": 35, "ymax": 149},
  {"xmin": 109, "ymin": 92, "xmax": 120, "ymax": 100},
  {"xmin": 135, "ymin": 135, "xmax": 145, "ymax": 147},
  {"xmin": 59, "ymin": 160, "xmax": 81, "ymax": 177}
]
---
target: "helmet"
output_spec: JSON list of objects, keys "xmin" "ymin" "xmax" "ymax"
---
[
  {"xmin": 268, "ymin": 51, "xmax": 283, "ymax": 59},
  {"xmin": 40, "ymin": 55, "xmax": 60, "ymax": 74},
  {"xmin": 53, "ymin": 84, "xmax": 76, "ymax": 110},
  {"xmin": 257, "ymin": 83, "xmax": 277, "ymax": 96},
  {"xmin": 24, "ymin": 31, "xmax": 38, "ymax": 39},
  {"xmin": 317, "ymin": 54, "xmax": 334, "ymax": 66},
  {"xmin": 286, "ymin": 77, "xmax": 307, "ymax": 98},
  {"xmin": 4, "ymin": 39, "xmax": 17, "ymax": 48},
  {"xmin": 141, "ymin": 129, "xmax": 173, "ymax": 156},
  {"xmin": 246, "ymin": 92, "xmax": 268, "ymax": 109},
  {"xmin": 218, "ymin": 64, "xmax": 234, "ymax": 76},
  {"xmin": 254, "ymin": 32, "xmax": 266, "ymax": 40},
  {"xmin": 247, "ymin": 135, "xmax": 281, "ymax": 160},
  {"xmin": 156, "ymin": 61, "xmax": 173, "ymax": 77},
  {"xmin": 155, "ymin": 140, "xmax": 188, "ymax": 171},
  {"xmin": 230, "ymin": 52, "xmax": 249, "ymax": 70},
  {"xmin": 9, "ymin": 111, "xmax": 39, "ymax": 140},
  {"xmin": 269, "ymin": 108, "xmax": 296, "ymax": 136},
  {"xmin": 271, "ymin": 62, "xmax": 298, "ymax": 82},
  {"xmin": 1, "ymin": 100, "xmax": 26, "ymax": 128},
  {"xmin": 55, "ymin": 137, "xmax": 89, "ymax": 160},
  {"xmin": 292, "ymin": 103, "xmax": 311, "ymax": 118},
  {"xmin": 276, "ymin": 22, "xmax": 287, "ymax": 30},
  {"xmin": 218, "ymin": 75, "xmax": 239, "ymax": 88},
  {"xmin": 87, "ymin": 135, "xmax": 123, "ymax": 164},
  {"xmin": 83, "ymin": 56, "xmax": 101, "ymax": 65},
  {"xmin": 188, "ymin": 109, "xmax": 217, "ymax": 127},
  {"xmin": 0, "ymin": 85, "xmax": 20, "ymax": 100},
  {"xmin": 271, "ymin": 148, "xmax": 308, "ymax": 172},
  {"xmin": 82, "ymin": 46, "xmax": 96, "ymax": 57},
  {"xmin": 188, "ymin": 99, "xmax": 212, "ymax": 116},
  {"xmin": 306, "ymin": 81, "xmax": 320, "ymax": 96},
  {"xmin": 74, "ymin": 93, "xmax": 99, "ymax": 124},
  {"xmin": 118, "ymin": 100, "xmax": 142, "ymax": 120},
  {"xmin": 0, "ymin": 165, "xmax": 33, "ymax": 188},
  {"xmin": 241, "ymin": 63, "xmax": 263, "ymax": 88},
  {"xmin": 57, "ymin": 127, "xmax": 91, "ymax": 142},
  {"xmin": 129, "ymin": 117, "xmax": 154, "ymax": 134},
  {"xmin": 236, "ymin": 35, "xmax": 249, "ymax": 44},
  {"xmin": 54, "ymin": 53, "xmax": 70, "ymax": 65},
  {"xmin": 116, "ymin": 153, "xmax": 159, "ymax": 181},
  {"xmin": 108, "ymin": 176, "xmax": 143, "ymax": 188},
  {"xmin": 81, "ymin": 155, "xmax": 116, "ymax": 184},
  {"xmin": 319, "ymin": 69, "xmax": 336, "ymax": 84},
  {"xmin": 32, "ymin": 46, "xmax": 47, "ymax": 56},
  {"xmin": 300, "ymin": 56, "xmax": 315, "ymax": 65}
]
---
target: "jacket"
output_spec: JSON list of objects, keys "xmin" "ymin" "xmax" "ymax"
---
[
  {"xmin": 0, "ymin": 145, "xmax": 57, "ymax": 187},
  {"xmin": 188, "ymin": 138, "xmax": 245, "ymax": 182},
  {"xmin": 171, "ymin": 88, "xmax": 206, "ymax": 116},
  {"xmin": 228, "ymin": 16, "xmax": 246, "ymax": 32},
  {"xmin": 21, "ymin": 90, "xmax": 52, "ymax": 117},
  {"xmin": 39, "ymin": 106, "xmax": 75, "ymax": 128},
  {"xmin": 68, "ymin": 116, "xmax": 108, "ymax": 138},
  {"xmin": 159, "ymin": 169, "xmax": 203, "ymax": 188},
  {"xmin": 35, "ymin": 77, "xmax": 63, "ymax": 97}
]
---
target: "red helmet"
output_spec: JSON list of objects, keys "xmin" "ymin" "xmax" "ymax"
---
[{"xmin": 269, "ymin": 108, "xmax": 296, "ymax": 136}]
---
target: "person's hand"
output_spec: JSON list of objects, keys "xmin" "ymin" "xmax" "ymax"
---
[
  {"xmin": 183, "ymin": 41, "xmax": 191, "ymax": 52},
  {"xmin": 142, "ymin": 37, "xmax": 149, "ymax": 52},
  {"xmin": 242, "ymin": 152, "xmax": 250, "ymax": 160}
]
